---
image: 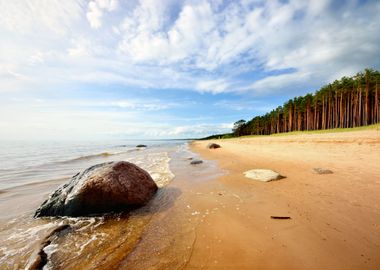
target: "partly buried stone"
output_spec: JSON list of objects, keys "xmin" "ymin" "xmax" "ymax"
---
[
  {"xmin": 190, "ymin": 159, "xmax": 203, "ymax": 165},
  {"xmin": 136, "ymin": 144, "xmax": 147, "ymax": 148},
  {"xmin": 243, "ymin": 169, "xmax": 285, "ymax": 182},
  {"xmin": 207, "ymin": 143, "xmax": 221, "ymax": 149},
  {"xmin": 313, "ymin": 168, "xmax": 333, "ymax": 174},
  {"xmin": 34, "ymin": 161, "xmax": 158, "ymax": 217}
]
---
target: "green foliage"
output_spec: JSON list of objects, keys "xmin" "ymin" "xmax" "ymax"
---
[
  {"xmin": 199, "ymin": 133, "xmax": 234, "ymax": 140},
  {"xmin": 232, "ymin": 119, "xmax": 246, "ymax": 136},
  {"xmin": 230, "ymin": 69, "xmax": 380, "ymax": 137}
]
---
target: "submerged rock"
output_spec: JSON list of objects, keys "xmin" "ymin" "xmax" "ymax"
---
[
  {"xmin": 313, "ymin": 168, "xmax": 333, "ymax": 174},
  {"xmin": 190, "ymin": 159, "xmax": 203, "ymax": 165},
  {"xmin": 34, "ymin": 161, "xmax": 158, "ymax": 217},
  {"xmin": 244, "ymin": 169, "xmax": 285, "ymax": 182},
  {"xmin": 27, "ymin": 224, "xmax": 73, "ymax": 270},
  {"xmin": 207, "ymin": 143, "xmax": 221, "ymax": 149}
]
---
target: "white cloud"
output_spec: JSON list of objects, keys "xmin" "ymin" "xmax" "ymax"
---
[
  {"xmin": 2, "ymin": 0, "xmax": 380, "ymax": 95},
  {"xmin": 86, "ymin": 0, "xmax": 118, "ymax": 29},
  {"xmin": 160, "ymin": 123, "xmax": 233, "ymax": 137},
  {"xmin": 87, "ymin": 2, "xmax": 103, "ymax": 29},
  {"xmin": 214, "ymin": 100, "xmax": 276, "ymax": 112},
  {"xmin": 0, "ymin": 0, "xmax": 84, "ymax": 34},
  {"xmin": 196, "ymin": 79, "xmax": 230, "ymax": 94},
  {"xmin": 115, "ymin": 0, "xmax": 380, "ymax": 94},
  {"xmin": 0, "ymin": 97, "xmax": 179, "ymax": 140},
  {"xmin": 79, "ymin": 99, "xmax": 176, "ymax": 111},
  {"xmin": 247, "ymin": 70, "xmax": 312, "ymax": 94}
]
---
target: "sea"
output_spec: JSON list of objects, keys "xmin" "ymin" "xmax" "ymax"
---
[{"xmin": 0, "ymin": 139, "xmax": 222, "ymax": 269}]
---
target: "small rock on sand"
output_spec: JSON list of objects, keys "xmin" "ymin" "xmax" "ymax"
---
[
  {"xmin": 207, "ymin": 143, "xmax": 221, "ymax": 149},
  {"xmin": 243, "ymin": 169, "xmax": 285, "ymax": 182},
  {"xmin": 136, "ymin": 144, "xmax": 147, "ymax": 148},
  {"xmin": 313, "ymin": 168, "xmax": 333, "ymax": 174},
  {"xmin": 190, "ymin": 159, "xmax": 203, "ymax": 165}
]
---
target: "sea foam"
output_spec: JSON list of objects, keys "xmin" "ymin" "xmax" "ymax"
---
[{"xmin": 126, "ymin": 151, "xmax": 174, "ymax": 188}]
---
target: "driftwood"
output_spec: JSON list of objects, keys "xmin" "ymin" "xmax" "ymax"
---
[
  {"xmin": 270, "ymin": 216, "xmax": 291, "ymax": 219},
  {"xmin": 190, "ymin": 160, "xmax": 203, "ymax": 165}
]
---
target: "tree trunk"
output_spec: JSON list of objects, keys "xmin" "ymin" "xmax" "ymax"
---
[
  {"xmin": 365, "ymin": 73, "xmax": 369, "ymax": 125},
  {"xmin": 375, "ymin": 80, "xmax": 379, "ymax": 123},
  {"xmin": 359, "ymin": 86, "xmax": 362, "ymax": 126},
  {"xmin": 342, "ymin": 94, "xmax": 344, "ymax": 128}
]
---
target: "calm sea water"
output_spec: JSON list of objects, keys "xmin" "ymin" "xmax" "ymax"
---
[
  {"xmin": 0, "ymin": 140, "xmax": 184, "ymax": 190},
  {"xmin": 0, "ymin": 139, "xmax": 199, "ymax": 269}
]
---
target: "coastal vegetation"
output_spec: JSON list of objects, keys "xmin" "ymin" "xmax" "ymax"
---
[{"xmin": 213, "ymin": 69, "xmax": 380, "ymax": 138}]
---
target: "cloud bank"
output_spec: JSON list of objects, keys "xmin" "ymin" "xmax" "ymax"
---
[
  {"xmin": 0, "ymin": 0, "xmax": 379, "ymax": 139},
  {"xmin": 1, "ymin": 0, "xmax": 379, "ymax": 94}
]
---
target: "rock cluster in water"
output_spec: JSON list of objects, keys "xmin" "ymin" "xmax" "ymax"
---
[
  {"xmin": 34, "ymin": 161, "xmax": 158, "ymax": 217},
  {"xmin": 136, "ymin": 144, "xmax": 147, "ymax": 148}
]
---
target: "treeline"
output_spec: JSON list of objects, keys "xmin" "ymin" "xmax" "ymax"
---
[
  {"xmin": 199, "ymin": 133, "xmax": 233, "ymax": 140},
  {"xmin": 233, "ymin": 69, "xmax": 380, "ymax": 136}
]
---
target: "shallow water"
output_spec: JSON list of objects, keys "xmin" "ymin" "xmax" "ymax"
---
[
  {"xmin": 0, "ymin": 140, "xmax": 178, "ymax": 190},
  {"xmin": 0, "ymin": 140, "xmax": 222, "ymax": 269}
]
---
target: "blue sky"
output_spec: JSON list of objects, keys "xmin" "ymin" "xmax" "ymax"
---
[{"xmin": 1, "ymin": 0, "xmax": 380, "ymax": 140}]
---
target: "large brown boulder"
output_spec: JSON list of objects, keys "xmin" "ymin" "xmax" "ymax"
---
[{"xmin": 34, "ymin": 161, "xmax": 158, "ymax": 217}]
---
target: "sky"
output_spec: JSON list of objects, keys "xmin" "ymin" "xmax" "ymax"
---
[{"xmin": 1, "ymin": 0, "xmax": 380, "ymax": 140}]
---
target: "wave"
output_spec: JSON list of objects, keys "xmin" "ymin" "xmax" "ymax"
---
[
  {"xmin": 0, "ymin": 149, "xmax": 140, "ymax": 188},
  {"xmin": 0, "ymin": 149, "xmax": 141, "ymax": 174},
  {"xmin": 0, "ymin": 177, "xmax": 70, "ymax": 192},
  {"xmin": 2, "ymin": 151, "xmax": 175, "ymax": 194},
  {"xmin": 64, "ymin": 152, "xmax": 116, "ymax": 162},
  {"xmin": 54, "ymin": 149, "xmax": 139, "ymax": 165},
  {"xmin": 127, "ymin": 152, "xmax": 175, "ymax": 188}
]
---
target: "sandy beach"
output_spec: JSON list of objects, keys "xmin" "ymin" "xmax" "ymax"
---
[
  {"xmin": 187, "ymin": 129, "xmax": 380, "ymax": 270},
  {"xmin": 1, "ymin": 131, "xmax": 380, "ymax": 269}
]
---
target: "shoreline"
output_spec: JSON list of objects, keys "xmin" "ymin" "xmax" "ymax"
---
[
  {"xmin": 188, "ymin": 129, "xmax": 380, "ymax": 269},
  {"xmin": 1, "ymin": 131, "xmax": 379, "ymax": 269},
  {"xmin": 0, "ymin": 141, "xmax": 226, "ymax": 269},
  {"xmin": 0, "ymin": 142, "xmax": 194, "ymax": 269}
]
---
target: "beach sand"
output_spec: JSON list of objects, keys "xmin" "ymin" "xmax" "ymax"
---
[
  {"xmin": 2, "ymin": 131, "xmax": 380, "ymax": 269},
  {"xmin": 187, "ymin": 129, "xmax": 380, "ymax": 270}
]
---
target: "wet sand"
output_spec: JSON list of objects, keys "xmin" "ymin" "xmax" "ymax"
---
[{"xmin": 188, "ymin": 129, "xmax": 380, "ymax": 269}]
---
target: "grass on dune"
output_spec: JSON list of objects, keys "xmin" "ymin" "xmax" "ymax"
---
[
  {"xmin": 271, "ymin": 123, "xmax": 380, "ymax": 136},
  {"xmin": 212, "ymin": 123, "xmax": 380, "ymax": 140}
]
